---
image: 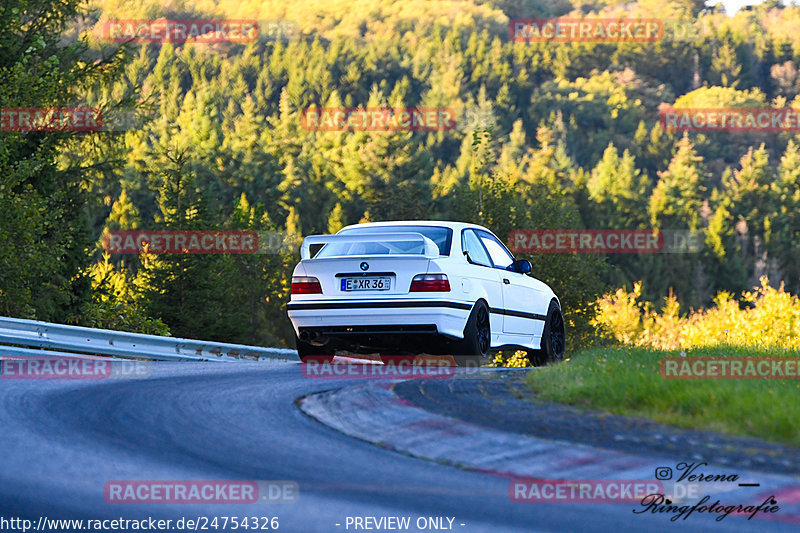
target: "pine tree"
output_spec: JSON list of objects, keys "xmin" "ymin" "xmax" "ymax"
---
[
  {"xmin": 285, "ymin": 206, "xmax": 302, "ymax": 236},
  {"xmin": 709, "ymin": 42, "xmax": 743, "ymax": 88},
  {"xmin": 0, "ymin": 0, "xmax": 128, "ymax": 321},
  {"xmin": 587, "ymin": 143, "xmax": 648, "ymax": 227},
  {"xmin": 645, "ymin": 135, "xmax": 710, "ymax": 308},
  {"xmin": 723, "ymin": 145, "xmax": 775, "ymax": 237},
  {"xmin": 649, "ymin": 135, "xmax": 708, "ymax": 231},
  {"xmin": 105, "ymin": 189, "xmax": 141, "ymax": 231},
  {"xmin": 138, "ymin": 148, "xmax": 248, "ymax": 342},
  {"xmin": 768, "ymin": 140, "xmax": 800, "ymax": 292},
  {"xmin": 327, "ymin": 203, "xmax": 346, "ymax": 234}
]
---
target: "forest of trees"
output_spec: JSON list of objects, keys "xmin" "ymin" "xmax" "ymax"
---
[{"xmin": 3, "ymin": 0, "xmax": 800, "ymax": 350}]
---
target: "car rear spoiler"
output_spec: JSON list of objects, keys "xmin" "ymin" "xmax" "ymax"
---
[{"xmin": 300, "ymin": 232, "xmax": 440, "ymax": 260}]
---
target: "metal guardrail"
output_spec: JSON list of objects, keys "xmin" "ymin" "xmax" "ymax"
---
[
  {"xmin": 0, "ymin": 316, "xmax": 298, "ymax": 362},
  {"xmin": 0, "ymin": 345, "xmax": 107, "ymax": 360}
]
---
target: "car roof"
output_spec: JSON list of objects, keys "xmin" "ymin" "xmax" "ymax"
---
[{"xmin": 338, "ymin": 220, "xmax": 491, "ymax": 234}]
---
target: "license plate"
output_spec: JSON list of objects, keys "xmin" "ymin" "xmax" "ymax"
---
[{"xmin": 341, "ymin": 277, "xmax": 391, "ymax": 291}]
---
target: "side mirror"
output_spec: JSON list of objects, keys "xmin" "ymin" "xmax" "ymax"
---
[{"xmin": 513, "ymin": 259, "xmax": 531, "ymax": 274}]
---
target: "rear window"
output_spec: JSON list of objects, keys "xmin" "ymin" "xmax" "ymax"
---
[{"xmin": 315, "ymin": 225, "xmax": 453, "ymax": 257}]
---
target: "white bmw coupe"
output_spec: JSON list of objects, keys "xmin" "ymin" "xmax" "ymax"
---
[{"xmin": 286, "ymin": 221, "xmax": 565, "ymax": 366}]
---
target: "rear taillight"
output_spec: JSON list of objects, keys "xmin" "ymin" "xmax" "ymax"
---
[
  {"xmin": 410, "ymin": 274, "xmax": 450, "ymax": 292},
  {"xmin": 291, "ymin": 276, "xmax": 322, "ymax": 294}
]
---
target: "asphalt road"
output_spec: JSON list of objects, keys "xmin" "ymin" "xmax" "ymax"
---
[{"xmin": 0, "ymin": 360, "xmax": 795, "ymax": 532}]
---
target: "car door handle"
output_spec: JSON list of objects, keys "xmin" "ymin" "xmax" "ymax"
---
[{"xmin": 503, "ymin": 278, "xmax": 510, "ymax": 284}]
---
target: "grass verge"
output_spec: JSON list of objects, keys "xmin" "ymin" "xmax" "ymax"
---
[{"xmin": 525, "ymin": 345, "xmax": 800, "ymax": 448}]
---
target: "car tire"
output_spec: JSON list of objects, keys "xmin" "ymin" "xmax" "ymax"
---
[
  {"xmin": 295, "ymin": 336, "xmax": 335, "ymax": 364},
  {"xmin": 455, "ymin": 301, "xmax": 491, "ymax": 367},
  {"xmin": 527, "ymin": 300, "xmax": 565, "ymax": 367}
]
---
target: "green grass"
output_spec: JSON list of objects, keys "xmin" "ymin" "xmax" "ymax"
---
[{"xmin": 525, "ymin": 345, "xmax": 800, "ymax": 448}]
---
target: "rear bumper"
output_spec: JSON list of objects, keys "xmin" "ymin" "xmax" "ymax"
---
[{"xmin": 286, "ymin": 299, "xmax": 472, "ymax": 341}]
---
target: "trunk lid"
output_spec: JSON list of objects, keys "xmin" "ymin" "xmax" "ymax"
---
[{"xmin": 294, "ymin": 232, "xmax": 438, "ymax": 299}]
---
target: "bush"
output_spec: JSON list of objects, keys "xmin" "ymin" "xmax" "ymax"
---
[
  {"xmin": 490, "ymin": 350, "xmax": 531, "ymax": 367},
  {"xmin": 76, "ymin": 255, "xmax": 170, "ymax": 336},
  {"xmin": 592, "ymin": 277, "xmax": 800, "ymax": 350}
]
